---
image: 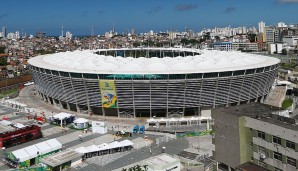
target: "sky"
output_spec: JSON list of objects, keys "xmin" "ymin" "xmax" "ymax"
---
[{"xmin": 0, "ymin": 0, "xmax": 298, "ymax": 36}]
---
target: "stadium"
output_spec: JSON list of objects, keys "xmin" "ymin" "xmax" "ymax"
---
[{"xmin": 28, "ymin": 48, "xmax": 280, "ymax": 118}]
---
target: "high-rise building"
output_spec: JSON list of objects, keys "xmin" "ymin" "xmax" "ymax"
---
[
  {"xmin": 65, "ymin": 31, "xmax": 72, "ymax": 39},
  {"xmin": 131, "ymin": 28, "xmax": 136, "ymax": 35},
  {"xmin": 2, "ymin": 27, "xmax": 7, "ymax": 38},
  {"xmin": 15, "ymin": 31, "xmax": 20, "ymax": 39},
  {"xmin": 265, "ymin": 26, "xmax": 276, "ymax": 44},
  {"xmin": 258, "ymin": 21, "xmax": 266, "ymax": 33},
  {"xmin": 278, "ymin": 22, "xmax": 287, "ymax": 28}
]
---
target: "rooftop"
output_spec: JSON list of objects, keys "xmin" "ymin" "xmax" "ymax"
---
[
  {"xmin": 144, "ymin": 153, "xmax": 178, "ymax": 166},
  {"xmin": 28, "ymin": 48, "xmax": 280, "ymax": 74},
  {"xmin": 40, "ymin": 149, "xmax": 82, "ymax": 167},
  {"xmin": 236, "ymin": 162, "xmax": 270, "ymax": 171},
  {"xmin": 214, "ymin": 103, "xmax": 298, "ymax": 131}
]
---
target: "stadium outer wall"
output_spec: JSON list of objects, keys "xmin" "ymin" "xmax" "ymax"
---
[{"xmin": 29, "ymin": 63, "xmax": 278, "ymax": 118}]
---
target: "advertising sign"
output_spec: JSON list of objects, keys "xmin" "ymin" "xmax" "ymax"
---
[
  {"xmin": 92, "ymin": 121, "xmax": 107, "ymax": 134},
  {"xmin": 99, "ymin": 80, "xmax": 117, "ymax": 108}
]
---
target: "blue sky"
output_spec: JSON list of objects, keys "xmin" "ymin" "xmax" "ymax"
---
[{"xmin": 0, "ymin": 0, "xmax": 297, "ymax": 36}]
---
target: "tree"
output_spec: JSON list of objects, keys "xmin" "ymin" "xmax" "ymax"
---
[
  {"xmin": 0, "ymin": 46, "xmax": 5, "ymax": 53},
  {"xmin": 0, "ymin": 57, "xmax": 7, "ymax": 66},
  {"xmin": 282, "ymin": 48, "xmax": 288, "ymax": 55},
  {"xmin": 215, "ymin": 36, "xmax": 220, "ymax": 41},
  {"xmin": 122, "ymin": 165, "xmax": 148, "ymax": 171},
  {"xmin": 247, "ymin": 33, "xmax": 257, "ymax": 43}
]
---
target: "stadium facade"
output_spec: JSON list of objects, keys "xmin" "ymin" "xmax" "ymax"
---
[{"xmin": 28, "ymin": 48, "xmax": 280, "ymax": 118}]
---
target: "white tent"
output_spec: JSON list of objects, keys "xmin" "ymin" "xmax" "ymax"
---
[
  {"xmin": 75, "ymin": 147, "xmax": 88, "ymax": 154},
  {"xmin": 35, "ymin": 142, "xmax": 52, "ymax": 155},
  {"xmin": 120, "ymin": 140, "xmax": 134, "ymax": 147},
  {"xmin": 86, "ymin": 145, "xmax": 100, "ymax": 153},
  {"xmin": 178, "ymin": 117, "xmax": 188, "ymax": 122},
  {"xmin": 109, "ymin": 141, "xmax": 123, "ymax": 149},
  {"xmin": 53, "ymin": 113, "xmax": 72, "ymax": 120},
  {"xmin": 178, "ymin": 117, "xmax": 189, "ymax": 125},
  {"xmin": 9, "ymin": 138, "xmax": 62, "ymax": 162},
  {"xmin": 73, "ymin": 118, "xmax": 89, "ymax": 129},
  {"xmin": 189, "ymin": 116, "xmax": 199, "ymax": 125},
  {"xmin": 73, "ymin": 118, "xmax": 88, "ymax": 123},
  {"xmin": 24, "ymin": 145, "xmax": 40, "ymax": 159},
  {"xmin": 12, "ymin": 149, "xmax": 31, "ymax": 162},
  {"xmin": 46, "ymin": 138, "xmax": 62, "ymax": 151},
  {"xmin": 98, "ymin": 143, "xmax": 111, "ymax": 151},
  {"xmin": 147, "ymin": 118, "xmax": 157, "ymax": 123},
  {"xmin": 168, "ymin": 118, "xmax": 178, "ymax": 126}
]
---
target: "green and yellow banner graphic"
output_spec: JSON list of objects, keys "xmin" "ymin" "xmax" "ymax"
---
[{"xmin": 99, "ymin": 80, "xmax": 117, "ymax": 108}]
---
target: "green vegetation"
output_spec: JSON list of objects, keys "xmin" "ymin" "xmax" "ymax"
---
[
  {"xmin": 282, "ymin": 48, "xmax": 288, "ymax": 55},
  {"xmin": 0, "ymin": 46, "xmax": 5, "ymax": 53},
  {"xmin": 0, "ymin": 88, "xmax": 19, "ymax": 99},
  {"xmin": 247, "ymin": 33, "xmax": 257, "ymax": 43},
  {"xmin": 176, "ymin": 130, "xmax": 212, "ymax": 138},
  {"xmin": 0, "ymin": 57, "xmax": 7, "ymax": 66},
  {"xmin": 280, "ymin": 62, "xmax": 296, "ymax": 69},
  {"xmin": 282, "ymin": 98, "xmax": 293, "ymax": 109},
  {"xmin": 68, "ymin": 123, "xmax": 92, "ymax": 130},
  {"xmin": 181, "ymin": 38, "xmax": 199, "ymax": 45},
  {"xmin": 121, "ymin": 165, "xmax": 148, "ymax": 171},
  {"xmin": 34, "ymin": 49, "xmax": 55, "ymax": 55}
]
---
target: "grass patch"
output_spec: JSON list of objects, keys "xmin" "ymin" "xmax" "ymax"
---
[
  {"xmin": 282, "ymin": 98, "xmax": 293, "ymax": 109},
  {"xmin": 68, "ymin": 123, "xmax": 92, "ymax": 130},
  {"xmin": 0, "ymin": 89, "xmax": 19, "ymax": 98}
]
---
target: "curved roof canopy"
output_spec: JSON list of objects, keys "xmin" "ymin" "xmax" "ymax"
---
[{"xmin": 28, "ymin": 48, "xmax": 280, "ymax": 74}]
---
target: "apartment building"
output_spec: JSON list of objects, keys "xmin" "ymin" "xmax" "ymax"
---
[{"xmin": 212, "ymin": 103, "xmax": 298, "ymax": 171}]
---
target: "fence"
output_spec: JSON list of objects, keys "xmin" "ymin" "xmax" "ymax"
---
[
  {"xmin": 155, "ymin": 133, "xmax": 177, "ymax": 146},
  {"xmin": 132, "ymin": 141, "xmax": 151, "ymax": 150}
]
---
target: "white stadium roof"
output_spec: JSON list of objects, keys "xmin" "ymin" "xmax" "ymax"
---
[{"xmin": 28, "ymin": 48, "xmax": 280, "ymax": 74}]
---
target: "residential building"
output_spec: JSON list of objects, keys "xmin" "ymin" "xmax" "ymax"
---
[
  {"xmin": 278, "ymin": 22, "xmax": 287, "ymax": 28},
  {"xmin": 232, "ymin": 43, "xmax": 258, "ymax": 51},
  {"xmin": 2, "ymin": 27, "xmax": 6, "ymax": 38},
  {"xmin": 265, "ymin": 26, "xmax": 277, "ymax": 44},
  {"xmin": 282, "ymin": 36, "xmax": 298, "ymax": 46},
  {"xmin": 213, "ymin": 42, "xmax": 232, "ymax": 51},
  {"xmin": 268, "ymin": 43, "xmax": 283, "ymax": 54},
  {"xmin": 212, "ymin": 103, "xmax": 298, "ymax": 171},
  {"xmin": 259, "ymin": 21, "xmax": 266, "ymax": 33}
]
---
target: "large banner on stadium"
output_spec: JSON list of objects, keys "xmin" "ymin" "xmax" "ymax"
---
[{"xmin": 99, "ymin": 80, "xmax": 117, "ymax": 108}]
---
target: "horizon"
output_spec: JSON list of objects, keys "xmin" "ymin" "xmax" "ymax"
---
[{"xmin": 0, "ymin": 0, "xmax": 298, "ymax": 36}]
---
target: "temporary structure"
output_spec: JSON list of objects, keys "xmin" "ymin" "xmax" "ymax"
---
[
  {"xmin": 5, "ymin": 138, "xmax": 62, "ymax": 169},
  {"xmin": 73, "ymin": 118, "xmax": 89, "ymax": 129}
]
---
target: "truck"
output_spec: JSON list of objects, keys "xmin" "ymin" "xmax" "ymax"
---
[
  {"xmin": 133, "ymin": 125, "xmax": 139, "ymax": 133},
  {"xmin": 139, "ymin": 125, "xmax": 145, "ymax": 134}
]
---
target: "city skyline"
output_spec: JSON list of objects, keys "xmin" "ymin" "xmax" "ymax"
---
[{"xmin": 0, "ymin": 0, "xmax": 298, "ymax": 36}]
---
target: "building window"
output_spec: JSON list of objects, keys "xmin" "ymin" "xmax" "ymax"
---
[
  {"xmin": 274, "ymin": 167, "xmax": 283, "ymax": 171},
  {"xmin": 273, "ymin": 136, "xmax": 281, "ymax": 145},
  {"xmin": 273, "ymin": 152, "xmax": 282, "ymax": 161},
  {"xmin": 286, "ymin": 140, "xmax": 295, "ymax": 150},
  {"xmin": 257, "ymin": 131, "xmax": 265, "ymax": 140},
  {"xmin": 287, "ymin": 156, "xmax": 296, "ymax": 167}
]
